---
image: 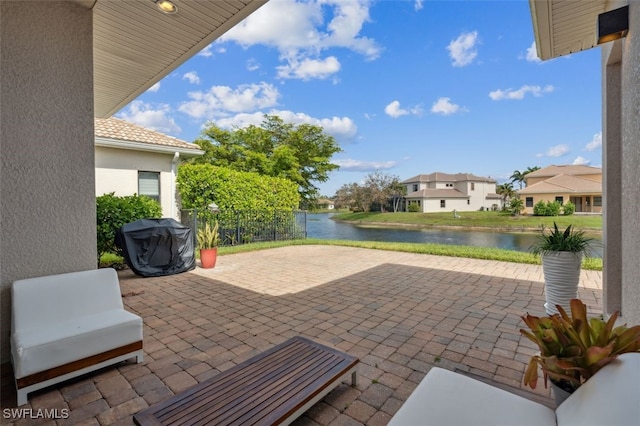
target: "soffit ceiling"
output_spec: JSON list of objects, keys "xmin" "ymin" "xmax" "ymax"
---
[
  {"xmin": 75, "ymin": 0, "xmax": 267, "ymax": 117},
  {"xmin": 529, "ymin": 0, "xmax": 612, "ymax": 60}
]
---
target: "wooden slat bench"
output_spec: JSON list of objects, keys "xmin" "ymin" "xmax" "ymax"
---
[{"xmin": 133, "ymin": 336, "xmax": 359, "ymax": 426}]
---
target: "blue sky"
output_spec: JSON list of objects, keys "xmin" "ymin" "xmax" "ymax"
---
[{"xmin": 116, "ymin": 0, "xmax": 602, "ymax": 196}]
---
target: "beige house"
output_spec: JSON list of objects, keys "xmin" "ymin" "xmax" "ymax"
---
[
  {"xmin": 403, "ymin": 173, "xmax": 501, "ymax": 213},
  {"xmin": 95, "ymin": 117, "xmax": 203, "ymax": 219},
  {"xmin": 517, "ymin": 165, "xmax": 602, "ymax": 214},
  {"xmin": 530, "ymin": 0, "xmax": 640, "ymax": 326}
]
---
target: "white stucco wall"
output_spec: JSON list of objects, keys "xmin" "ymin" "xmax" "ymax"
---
[
  {"xmin": 95, "ymin": 146, "xmax": 179, "ymax": 219},
  {"xmin": 1, "ymin": 2, "xmax": 96, "ymax": 363},
  {"xmin": 422, "ymin": 198, "xmax": 469, "ymax": 213}
]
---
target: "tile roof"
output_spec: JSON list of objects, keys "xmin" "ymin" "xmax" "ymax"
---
[
  {"xmin": 402, "ymin": 172, "xmax": 496, "ymax": 184},
  {"xmin": 405, "ymin": 188, "xmax": 469, "ymax": 199},
  {"xmin": 525, "ymin": 164, "xmax": 601, "ymax": 178},
  {"xmin": 95, "ymin": 117, "xmax": 201, "ymax": 152},
  {"xmin": 518, "ymin": 174, "xmax": 602, "ymax": 194}
]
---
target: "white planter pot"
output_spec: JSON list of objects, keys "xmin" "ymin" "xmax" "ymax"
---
[{"xmin": 542, "ymin": 251, "xmax": 582, "ymax": 315}]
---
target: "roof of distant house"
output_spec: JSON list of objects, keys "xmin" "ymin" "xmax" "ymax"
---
[
  {"xmin": 95, "ymin": 117, "xmax": 203, "ymax": 156},
  {"xmin": 525, "ymin": 165, "xmax": 601, "ymax": 179},
  {"xmin": 405, "ymin": 189, "xmax": 469, "ymax": 199},
  {"xmin": 402, "ymin": 172, "xmax": 496, "ymax": 184},
  {"xmin": 518, "ymin": 174, "xmax": 602, "ymax": 194}
]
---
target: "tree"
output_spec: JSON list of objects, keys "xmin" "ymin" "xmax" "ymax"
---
[
  {"xmin": 496, "ymin": 182, "xmax": 516, "ymax": 205},
  {"xmin": 192, "ymin": 115, "xmax": 342, "ymax": 206},
  {"xmin": 510, "ymin": 170, "xmax": 526, "ymax": 189},
  {"xmin": 334, "ymin": 182, "xmax": 369, "ymax": 212},
  {"xmin": 364, "ymin": 171, "xmax": 404, "ymax": 212},
  {"xmin": 510, "ymin": 196, "xmax": 524, "ymax": 216}
]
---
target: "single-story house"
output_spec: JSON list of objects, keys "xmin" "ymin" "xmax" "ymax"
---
[
  {"xmin": 517, "ymin": 165, "xmax": 602, "ymax": 214},
  {"xmin": 402, "ymin": 172, "xmax": 501, "ymax": 213},
  {"xmin": 95, "ymin": 117, "xmax": 204, "ymax": 219}
]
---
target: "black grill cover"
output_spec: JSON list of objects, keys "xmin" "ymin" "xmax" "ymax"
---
[{"xmin": 115, "ymin": 218, "xmax": 195, "ymax": 277}]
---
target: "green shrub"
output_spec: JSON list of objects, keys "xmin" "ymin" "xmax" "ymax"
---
[
  {"xmin": 96, "ymin": 193, "xmax": 162, "ymax": 264},
  {"xmin": 177, "ymin": 164, "xmax": 300, "ymax": 211},
  {"xmin": 533, "ymin": 200, "xmax": 548, "ymax": 216},
  {"xmin": 408, "ymin": 203, "xmax": 420, "ymax": 212},
  {"xmin": 563, "ymin": 201, "xmax": 575, "ymax": 216}
]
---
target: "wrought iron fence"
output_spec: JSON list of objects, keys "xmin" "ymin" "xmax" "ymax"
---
[{"xmin": 181, "ymin": 209, "xmax": 307, "ymax": 247}]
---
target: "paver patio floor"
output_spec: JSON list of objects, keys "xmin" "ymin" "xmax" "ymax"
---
[{"xmin": 1, "ymin": 245, "xmax": 602, "ymax": 425}]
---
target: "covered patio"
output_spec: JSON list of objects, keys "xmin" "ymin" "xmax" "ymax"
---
[{"xmin": 1, "ymin": 246, "xmax": 602, "ymax": 425}]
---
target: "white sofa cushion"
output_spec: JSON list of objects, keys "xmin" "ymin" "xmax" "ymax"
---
[
  {"xmin": 11, "ymin": 309, "xmax": 142, "ymax": 378},
  {"xmin": 389, "ymin": 367, "xmax": 556, "ymax": 426},
  {"xmin": 556, "ymin": 352, "xmax": 640, "ymax": 426}
]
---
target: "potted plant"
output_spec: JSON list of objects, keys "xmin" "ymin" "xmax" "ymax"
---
[
  {"xmin": 197, "ymin": 221, "xmax": 220, "ymax": 268},
  {"xmin": 520, "ymin": 299, "xmax": 640, "ymax": 405},
  {"xmin": 530, "ymin": 222, "xmax": 594, "ymax": 315}
]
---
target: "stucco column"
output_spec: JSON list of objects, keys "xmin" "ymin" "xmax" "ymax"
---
[{"xmin": 0, "ymin": 2, "xmax": 96, "ymax": 364}]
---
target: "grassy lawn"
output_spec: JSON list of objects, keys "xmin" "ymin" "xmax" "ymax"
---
[{"xmin": 332, "ymin": 210, "xmax": 602, "ymax": 231}]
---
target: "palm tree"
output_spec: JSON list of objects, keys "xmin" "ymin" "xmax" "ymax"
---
[
  {"xmin": 497, "ymin": 182, "xmax": 516, "ymax": 205},
  {"xmin": 510, "ymin": 197, "xmax": 524, "ymax": 216},
  {"xmin": 522, "ymin": 166, "xmax": 541, "ymax": 188},
  {"xmin": 510, "ymin": 170, "xmax": 526, "ymax": 189}
]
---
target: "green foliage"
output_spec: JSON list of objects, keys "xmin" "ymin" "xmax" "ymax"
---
[
  {"xmin": 96, "ymin": 193, "xmax": 162, "ymax": 263},
  {"xmin": 563, "ymin": 201, "xmax": 576, "ymax": 216},
  {"xmin": 534, "ymin": 200, "xmax": 561, "ymax": 216},
  {"xmin": 407, "ymin": 202, "xmax": 420, "ymax": 212},
  {"xmin": 197, "ymin": 221, "xmax": 220, "ymax": 249},
  {"xmin": 191, "ymin": 115, "xmax": 342, "ymax": 204},
  {"xmin": 177, "ymin": 163, "xmax": 300, "ymax": 211},
  {"xmin": 520, "ymin": 299, "xmax": 640, "ymax": 392},
  {"xmin": 530, "ymin": 222, "xmax": 594, "ymax": 256},
  {"xmin": 509, "ymin": 197, "xmax": 524, "ymax": 215}
]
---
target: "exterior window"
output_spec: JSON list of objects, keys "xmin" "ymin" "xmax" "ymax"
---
[
  {"xmin": 470, "ymin": 183, "xmax": 475, "ymax": 191},
  {"xmin": 440, "ymin": 200, "xmax": 446, "ymax": 208},
  {"xmin": 526, "ymin": 197, "xmax": 533, "ymax": 208},
  {"xmin": 555, "ymin": 196, "xmax": 563, "ymax": 204},
  {"xmin": 412, "ymin": 184, "xmax": 418, "ymax": 192},
  {"xmin": 139, "ymin": 171, "xmax": 160, "ymax": 203},
  {"xmin": 467, "ymin": 200, "xmax": 470, "ymax": 205},
  {"xmin": 594, "ymin": 196, "xmax": 602, "ymax": 207}
]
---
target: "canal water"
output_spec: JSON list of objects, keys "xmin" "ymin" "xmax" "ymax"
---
[{"xmin": 306, "ymin": 213, "xmax": 603, "ymax": 258}]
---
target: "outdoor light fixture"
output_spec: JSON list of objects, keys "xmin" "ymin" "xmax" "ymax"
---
[
  {"xmin": 153, "ymin": 0, "xmax": 178, "ymax": 15},
  {"xmin": 208, "ymin": 202, "xmax": 219, "ymax": 213},
  {"xmin": 597, "ymin": 5, "xmax": 629, "ymax": 44}
]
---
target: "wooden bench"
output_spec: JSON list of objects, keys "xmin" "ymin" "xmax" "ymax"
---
[{"xmin": 134, "ymin": 336, "xmax": 359, "ymax": 426}]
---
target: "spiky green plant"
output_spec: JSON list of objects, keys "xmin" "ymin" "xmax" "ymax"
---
[
  {"xmin": 197, "ymin": 221, "xmax": 220, "ymax": 249},
  {"xmin": 529, "ymin": 222, "xmax": 594, "ymax": 256},
  {"xmin": 520, "ymin": 299, "xmax": 640, "ymax": 392}
]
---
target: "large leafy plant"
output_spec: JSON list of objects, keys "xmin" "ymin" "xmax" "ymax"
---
[
  {"xmin": 197, "ymin": 221, "xmax": 220, "ymax": 249},
  {"xmin": 520, "ymin": 299, "xmax": 640, "ymax": 393},
  {"xmin": 529, "ymin": 222, "xmax": 594, "ymax": 256}
]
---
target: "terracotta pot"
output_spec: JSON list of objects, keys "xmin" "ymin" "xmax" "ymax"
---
[
  {"xmin": 542, "ymin": 251, "xmax": 582, "ymax": 315},
  {"xmin": 200, "ymin": 248, "xmax": 218, "ymax": 269}
]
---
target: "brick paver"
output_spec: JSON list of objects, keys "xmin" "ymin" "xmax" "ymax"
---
[{"xmin": 0, "ymin": 245, "xmax": 602, "ymax": 425}]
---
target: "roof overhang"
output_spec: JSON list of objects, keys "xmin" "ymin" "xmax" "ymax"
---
[
  {"xmin": 529, "ymin": 0, "xmax": 627, "ymax": 60},
  {"xmin": 74, "ymin": 0, "xmax": 267, "ymax": 117},
  {"xmin": 95, "ymin": 137, "xmax": 204, "ymax": 158}
]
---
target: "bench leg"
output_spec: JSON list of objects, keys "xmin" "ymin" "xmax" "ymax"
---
[{"xmin": 351, "ymin": 371, "xmax": 357, "ymax": 387}]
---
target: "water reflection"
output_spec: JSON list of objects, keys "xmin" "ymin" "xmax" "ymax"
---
[{"xmin": 306, "ymin": 213, "xmax": 602, "ymax": 258}]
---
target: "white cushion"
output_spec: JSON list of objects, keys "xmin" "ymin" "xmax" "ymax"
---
[
  {"xmin": 11, "ymin": 309, "xmax": 142, "ymax": 378},
  {"xmin": 11, "ymin": 268, "xmax": 124, "ymax": 334},
  {"xmin": 389, "ymin": 367, "xmax": 556, "ymax": 426},
  {"xmin": 556, "ymin": 352, "xmax": 640, "ymax": 426}
]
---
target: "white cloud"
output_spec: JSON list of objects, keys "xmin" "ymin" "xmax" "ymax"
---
[
  {"xmin": 247, "ymin": 59, "xmax": 260, "ymax": 71},
  {"xmin": 218, "ymin": 0, "xmax": 381, "ymax": 81},
  {"xmin": 384, "ymin": 100, "xmax": 422, "ymax": 118},
  {"xmin": 277, "ymin": 56, "xmax": 341, "ymax": 80},
  {"xmin": 447, "ymin": 31, "xmax": 479, "ymax": 67},
  {"xmin": 573, "ymin": 156, "xmax": 590, "ymax": 165},
  {"xmin": 178, "ymin": 82, "xmax": 281, "ymax": 119},
  {"xmin": 430, "ymin": 97, "xmax": 465, "ymax": 115},
  {"xmin": 182, "ymin": 71, "xmax": 200, "ymax": 85},
  {"xmin": 525, "ymin": 41, "xmax": 541, "ymax": 63},
  {"xmin": 414, "ymin": 0, "xmax": 424, "ymax": 11},
  {"xmin": 489, "ymin": 85, "xmax": 554, "ymax": 100},
  {"xmin": 117, "ymin": 101, "xmax": 181, "ymax": 135},
  {"xmin": 146, "ymin": 82, "xmax": 161, "ymax": 93},
  {"xmin": 543, "ymin": 144, "xmax": 570, "ymax": 157},
  {"xmin": 335, "ymin": 159, "xmax": 397, "ymax": 171},
  {"xmin": 585, "ymin": 132, "xmax": 602, "ymax": 151},
  {"xmin": 198, "ymin": 44, "xmax": 214, "ymax": 57}
]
